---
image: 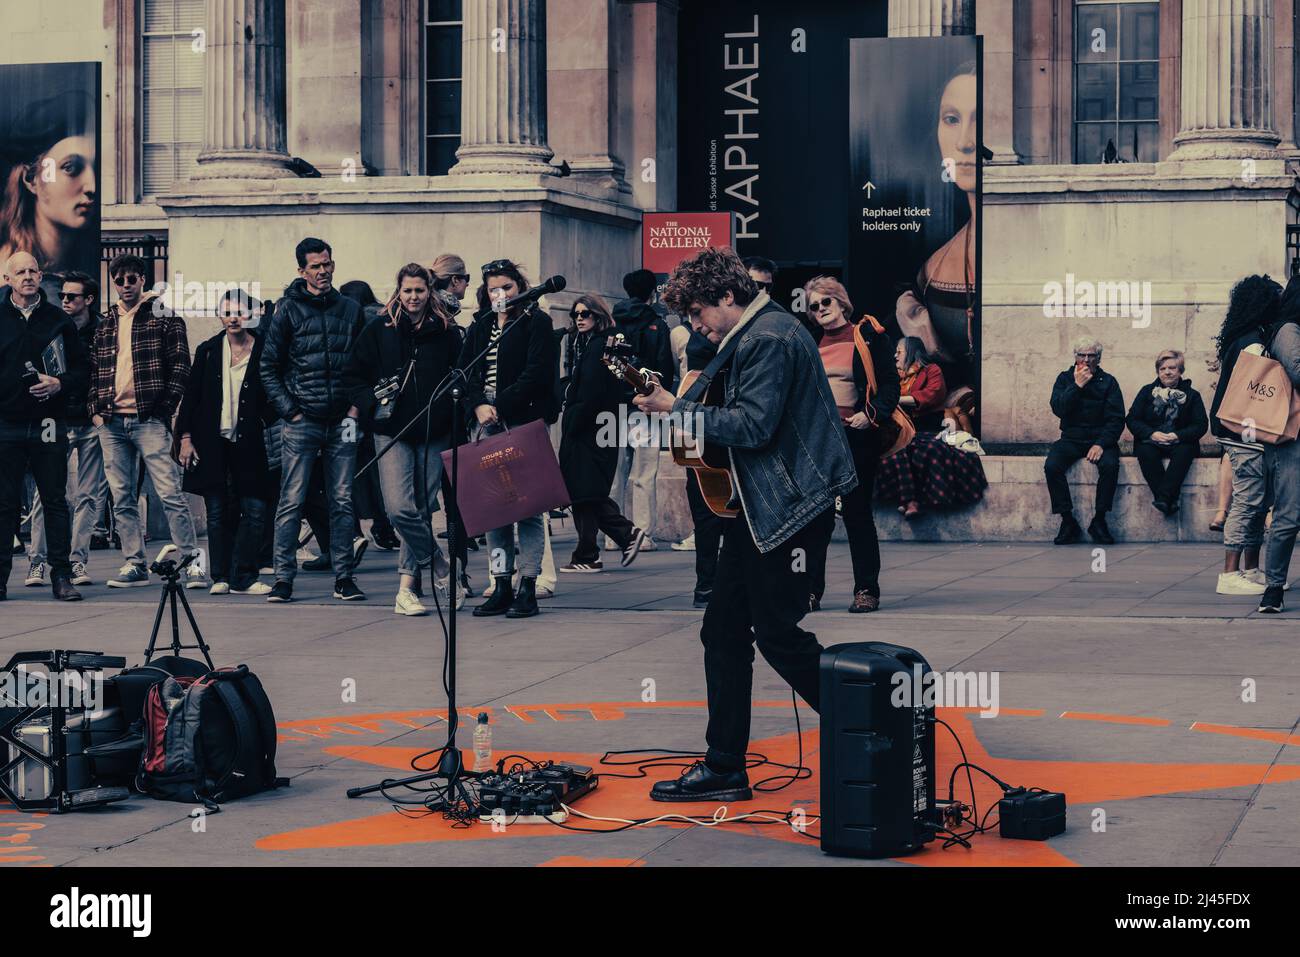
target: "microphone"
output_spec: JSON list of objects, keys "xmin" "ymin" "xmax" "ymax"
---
[{"xmin": 482, "ymin": 275, "xmax": 567, "ymax": 318}]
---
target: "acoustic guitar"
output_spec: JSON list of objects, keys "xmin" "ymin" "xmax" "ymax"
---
[{"xmin": 600, "ymin": 336, "xmax": 738, "ymax": 519}]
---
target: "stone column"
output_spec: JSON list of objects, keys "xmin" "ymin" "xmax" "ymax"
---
[
  {"xmin": 452, "ymin": 0, "xmax": 555, "ymax": 176},
  {"xmin": 888, "ymin": 0, "xmax": 974, "ymax": 38},
  {"xmin": 1169, "ymin": 0, "xmax": 1281, "ymax": 159},
  {"xmin": 194, "ymin": 0, "xmax": 294, "ymax": 179},
  {"xmin": 978, "ymin": 0, "xmax": 1019, "ymax": 164}
]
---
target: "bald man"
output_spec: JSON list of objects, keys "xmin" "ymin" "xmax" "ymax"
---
[{"xmin": 0, "ymin": 251, "xmax": 90, "ymax": 600}]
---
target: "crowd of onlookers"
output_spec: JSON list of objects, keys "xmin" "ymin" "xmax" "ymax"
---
[{"xmin": 5, "ymin": 242, "xmax": 1300, "ymax": 615}]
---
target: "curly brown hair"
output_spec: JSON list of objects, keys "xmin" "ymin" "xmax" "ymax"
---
[{"xmin": 661, "ymin": 246, "xmax": 757, "ymax": 315}]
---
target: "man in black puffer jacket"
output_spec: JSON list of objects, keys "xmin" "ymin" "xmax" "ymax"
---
[
  {"xmin": 260, "ymin": 237, "xmax": 367, "ymax": 603},
  {"xmin": 1045, "ymin": 336, "xmax": 1126, "ymax": 545},
  {"xmin": 609, "ymin": 269, "xmax": 676, "ymax": 548}
]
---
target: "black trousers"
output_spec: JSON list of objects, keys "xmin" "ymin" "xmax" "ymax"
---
[
  {"xmin": 1044, "ymin": 438, "xmax": 1119, "ymax": 516},
  {"xmin": 1134, "ymin": 441, "xmax": 1197, "ymax": 504},
  {"xmin": 686, "ymin": 469, "xmax": 724, "ymax": 593},
  {"xmin": 354, "ymin": 435, "xmax": 395, "ymax": 538},
  {"xmin": 571, "ymin": 498, "xmax": 635, "ymax": 564},
  {"xmin": 810, "ymin": 426, "xmax": 882, "ymax": 599},
  {"xmin": 203, "ymin": 440, "xmax": 270, "ymax": 589},
  {"xmin": 701, "ymin": 508, "xmax": 827, "ymax": 772},
  {"xmin": 0, "ymin": 420, "xmax": 71, "ymax": 583}
]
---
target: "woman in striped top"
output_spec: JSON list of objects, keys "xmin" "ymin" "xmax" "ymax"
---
[{"xmin": 458, "ymin": 259, "xmax": 560, "ymax": 619}]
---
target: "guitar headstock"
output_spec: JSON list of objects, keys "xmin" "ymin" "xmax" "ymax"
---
[{"xmin": 602, "ymin": 334, "xmax": 658, "ymax": 396}]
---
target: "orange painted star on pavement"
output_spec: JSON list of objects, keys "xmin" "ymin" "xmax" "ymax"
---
[{"xmin": 256, "ymin": 703, "xmax": 1300, "ymax": 866}]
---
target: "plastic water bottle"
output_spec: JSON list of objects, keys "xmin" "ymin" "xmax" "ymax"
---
[{"xmin": 472, "ymin": 712, "xmax": 492, "ymax": 771}]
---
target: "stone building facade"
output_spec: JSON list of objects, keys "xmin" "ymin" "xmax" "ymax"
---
[{"xmin": 2, "ymin": 0, "xmax": 1298, "ymax": 541}]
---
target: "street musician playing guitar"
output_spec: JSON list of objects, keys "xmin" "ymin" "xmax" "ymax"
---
[{"xmin": 632, "ymin": 247, "xmax": 857, "ymax": 802}]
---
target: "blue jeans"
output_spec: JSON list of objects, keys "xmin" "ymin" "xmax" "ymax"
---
[
  {"xmin": 1263, "ymin": 439, "xmax": 1300, "ymax": 588},
  {"xmin": 97, "ymin": 415, "xmax": 198, "ymax": 568},
  {"xmin": 478, "ymin": 420, "xmax": 545, "ymax": 579},
  {"xmin": 29, "ymin": 425, "xmax": 109, "ymax": 565},
  {"xmin": 274, "ymin": 417, "xmax": 357, "ymax": 583},
  {"xmin": 376, "ymin": 434, "xmax": 449, "ymax": 578}
]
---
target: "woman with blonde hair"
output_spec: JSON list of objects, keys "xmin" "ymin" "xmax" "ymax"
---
[
  {"xmin": 430, "ymin": 253, "xmax": 470, "ymax": 324},
  {"xmin": 1125, "ymin": 349, "xmax": 1208, "ymax": 517},
  {"xmin": 348, "ymin": 263, "xmax": 465, "ymax": 615},
  {"xmin": 802, "ymin": 275, "xmax": 897, "ymax": 613}
]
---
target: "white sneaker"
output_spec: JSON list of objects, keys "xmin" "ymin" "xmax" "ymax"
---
[
  {"xmin": 209, "ymin": 581, "xmax": 230, "ymax": 595},
  {"xmin": 639, "ymin": 537, "xmax": 658, "ymax": 552},
  {"xmin": 671, "ymin": 534, "xmax": 696, "ymax": 552},
  {"xmin": 536, "ymin": 583, "xmax": 555, "ymax": 599},
  {"xmin": 184, "ymin": 562, "xmax": 209, "ymax": 590},
  {"xmin": 70, "ymin": 561, "xmax": 92, "ymax": 586},
  {"xmin": 1217, "ymin": 571, "xmax": 1266, "ymax": 596},
  {"xmin": 231, "ymin": 581, "xmax": 272, "ymax": 596},
  {"xmin": 25, "ymin": 561, "xmax": 47, "ymax": 586},
  {"xmin": 394, "ymin": 588, "xmax": 427, "ymax": 616},
  {"xmin": 1243, "ymin": 568, "xmax": 1290, "ymax": 591}
]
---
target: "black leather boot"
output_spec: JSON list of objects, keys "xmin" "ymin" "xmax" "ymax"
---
[
  {"xmin": 506, "ymin": 576, "xmax": 539, "ymax": 618},
  {"xmin": 51, "ymin": 572, "xmax": 82, "ymax": 602},
  {"xmin": 473, "ymin": 576, "xmax": 514, "ymax": 617},
  {"xmin": 1054, "ymin": 514, "xmax": 1082, "ymax": 545},
  {"xmin": 650, "ymin": 761, "xmax": 752, "ymax": 803},
  {"xmin": 1088, "ymin": 515, "xmax": 1115, "ymax": 545}
]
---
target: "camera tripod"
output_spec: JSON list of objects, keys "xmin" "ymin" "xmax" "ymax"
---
[{"xmin": 143, "ymin": 545, "xmax": 215, "ymax": 670}]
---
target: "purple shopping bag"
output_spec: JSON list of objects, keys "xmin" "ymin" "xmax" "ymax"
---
[{"xmin": 441, "ymin": 419, "xmax": 571, "ymax": 538}]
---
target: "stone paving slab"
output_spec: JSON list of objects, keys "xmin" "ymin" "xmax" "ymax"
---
[{"xmin": 1, "ymin": 541, "xmax": 1297, "ymax": 868}]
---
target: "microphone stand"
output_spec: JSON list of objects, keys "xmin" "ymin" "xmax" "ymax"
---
[{"xmin": 345, "ymin": 296, "xmax": 547, "ymax": 807}]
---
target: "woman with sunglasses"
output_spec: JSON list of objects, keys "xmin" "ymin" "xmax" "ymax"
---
[
  {"xmin": 803, "ymin": 275, "xmax": 898, "ymax": 613},
  {"xmin": 348, "ymin": 263, "xmax": 464, "ymax": 616},
  {"xmin": 557, "ymin": 295, "xmax": 647, "ymax": 573},
  {"xmin": 459, "ymin": 258, "xmax": 560, "ymax": 619}
]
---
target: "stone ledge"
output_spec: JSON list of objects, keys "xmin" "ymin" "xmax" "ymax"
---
[{"xmin": 651, "ymin": 453, "xmax": 1223, "ymax": 544}]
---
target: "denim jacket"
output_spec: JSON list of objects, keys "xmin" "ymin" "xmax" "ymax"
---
[{"xmin": 672, "ymin": 301, "xmax": 857, "ymax": 553}]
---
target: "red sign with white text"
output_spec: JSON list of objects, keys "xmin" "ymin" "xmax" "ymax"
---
[{"xmin": 641, "ymin": 212, "xmax": 734, "ymax": 275}]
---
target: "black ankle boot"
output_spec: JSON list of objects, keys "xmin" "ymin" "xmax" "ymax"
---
[
  {"xmin": 473, "ymin": 576, "xmax": 514, "ymax": 617},
  {"xmin": 1087, "ymin": 515, "xmax": 1115, "ymax": 545},
  {"xmin": 1054, "ymin": 514, "xmax": 1082, "ymax": 545},
  {"xmin": 506, "ymin": 576, "xmax": 539, "ymax": 618}
]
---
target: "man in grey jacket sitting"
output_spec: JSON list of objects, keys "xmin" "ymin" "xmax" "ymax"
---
[{"xmin": 633, "ymin": 246, "xmax": 857, "ymax": 803}]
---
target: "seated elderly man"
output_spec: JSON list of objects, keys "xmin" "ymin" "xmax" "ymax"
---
[{"xmin": 1045, "ymin": 336, "xmax": 1126, "ymax": 545}]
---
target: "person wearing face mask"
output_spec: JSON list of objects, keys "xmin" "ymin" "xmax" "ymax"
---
[
  {"xmin": 175, "ymin": 289, "xmax": 275, "ymax": 596},
  {"xmin": 459, "ymin": 258, "xmax": 559, "ymax": 619},
  {"xmin": 348, "ymin": 263, "xmax": 464, "ymax": 616},
  {"xmin": 802, "ymin": 275, "xmax": 897, "ymax": 614},
  {"xmin": 90, "ymin": 253, "xmax": 207, "ymax": 591},
  {"xmin": 1125, "ymin": 350, "xmax": 1208, "ymax": 518},
  {"xmin": 557, "ymin": 294, "xmax": 647, "ymax": 573}
]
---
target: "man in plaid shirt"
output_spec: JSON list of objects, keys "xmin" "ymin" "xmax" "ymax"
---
[{"xmin": 88, "ymin": 253, "xmax": 207, "ymax": 589}]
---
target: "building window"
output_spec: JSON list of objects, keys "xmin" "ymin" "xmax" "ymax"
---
[
  {"xmin": 425, "ymin": 0, "xmax": 463, "ymax": 175},
  {"xmin": 141, "ymin": 0, "xmax": 205, "ymax": 197},
  {"xmin": 1073, "ymin": 1, "xmax": 1159, "ymax": 164}
]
